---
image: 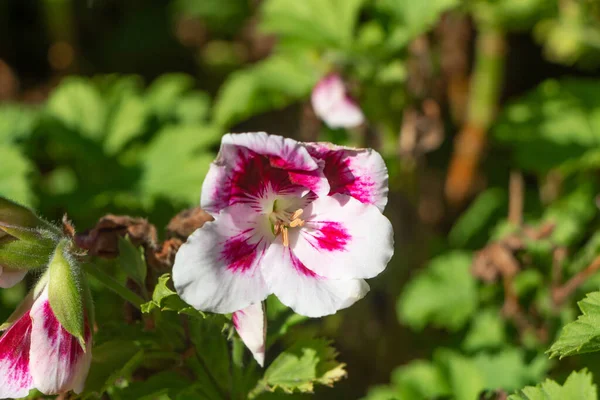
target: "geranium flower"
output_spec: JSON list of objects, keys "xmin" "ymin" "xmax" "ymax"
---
[
  {"xmin": 311, "ymin": 74, "xmax": 365, "ymax": 129},
  {"xmin": 0, "ymin": 283, "xmax": 92, "ymax": 398},
  {"xmin": 173, "ymin": 132, "xmax": 393, "ymax": 320}
]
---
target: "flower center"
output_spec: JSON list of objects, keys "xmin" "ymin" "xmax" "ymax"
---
[{"xmin": 269, "ymin": 205, "xmax": 305, "ymax": 247}]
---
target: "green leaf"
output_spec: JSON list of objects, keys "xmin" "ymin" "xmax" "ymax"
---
[
  {"xmin": 139, "ymin": 124, "xmax": 218, "ymax": 206},
  {"xmin": 463, "ymin": 309, "xmax": 506, "ymax": 352},
  {"xmin": 0, "ymin": 196, "xmax": 56, "ymax": 233},
  {"xmin": 542, "ymin": 181, "xmax": 597, "ymax": 246},
  {"xmin": 378, "ymin": 0, "xmax": 459, "ymax": 49},
  {"xmin": 187, "ymin": 315, "xmax": 231, "ymax": 395},
  {"xmin": 48, "ymin": 239, "xmax": 85, "ymax": 346},
  {"xmin": 46, "ymin": 77, "xmax": 107, "ymax": 141},
  {"xmin": 173, "ymin": 0, "xmax": 251, "ymax": 34},
  {"xmin": 83, "ymin": 340, "xmax": 145, "ymax": 395},
  {"xmin": 213, "ymin": 53, "xmax": 317, "ymax": 129},
  {"xmin": 117, "ymin": 236, "xmax": 147, "ymax": 288},
  {"xmin": 141, "ymin": 274, "xmax": 204, "ymax": 318},
  {"xmin": 174, "ymin": 92, "xmax": 211, "ymax": 124},
  {"xmin": 266, "ymin": 296, "xmax": 308, "ymax": 347},
  {"xmin": 259, "ymin": 339, "xmax": 346, "ymax": 394},
  {"xmin": 471, "ymin": 349, "xmax": 549, "ymax": 392},
  {"xmin": 390, "ymin": 360, "xmax": 449, "ymax": 399},
  {"xmin": 509, "ymin": 369, "xmax": 597, "ymax": 400},
  {"xmin": 0, "ymin": 236, "xmax": 57, "ymax": 271},
  {"xmin": 0, "ymin": 146, "xmax": 35, "ymax": 207},
  {"xmin": 104, "ymin": 93, "xmax": 148, "ymax": 154},
  {"xmin": 362, "ymin": 385, "xmax": 401, "ymax": 400},
  {"xmin": 434, "ymin": 350, "xmax": 486, "ymax": 400},
  {"xmin": 260, "ymin": 0, "xmax": 365, "ymax": 49},
  {"xmin": 397, "ymin": 251, "xmax": 478, "ymax": 331},
  {"xmin": 0, "ymin": 104, "xmax": 38, "ymax": 144},
  {"xmin": 548, "ymin": 291, "xmax": 600, "ymax": 358},
  {"xmin": 494, "ymin": 79, "xmax": 600, "ymax": 173},
  {"xmin": 145, "ymin": 73, "xmax": 195, "ymax": 120},
  {"xmin": 449, "ymin": 188, "xmax": 507, "ymax": 248},
  {"xmin": 113, "ymin": 371, "xmax": 192, "ymax": 400}
]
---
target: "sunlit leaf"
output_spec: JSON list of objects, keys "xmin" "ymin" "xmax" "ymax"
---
[
  {"xmin": 494, "ymin": 79, "xmax": 600, "ymax": 173},
  {"xmin": 549, "ymin": 291, "xmax": 600, "ymax": 358},
  {"xmin": 46, "ymin": 77, "xmax": 107, "ymax": 141},
  {"xmin": 0, "ymin": 146, "xmax": 35, "ymax": 207},
  {"xmin": 397, "ymin": 251, "xmax": 477, "ymax": 331},
  {"xmin": 509, "ymin": 369, "xmax": 597, "ymax": 400},
  {"xmin": 261, "ymin": 0, "xmax": 365, "ymax": 49},
  {"xmin": 258, "ymin": 339, "xmax": 346, "ymax": 394}
]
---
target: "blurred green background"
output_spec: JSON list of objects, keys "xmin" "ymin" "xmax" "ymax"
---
[{"xmin": 2, "ymin": 0, "xmax": 600, "ymax": 398}]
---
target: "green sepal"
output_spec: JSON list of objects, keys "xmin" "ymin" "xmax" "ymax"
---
[
  {"xmin": 0, "ymin": 236, "xmax": 57, "ymax": 270},
  {"xmin": 0, "ymin": 196, "xmax": 59, "ymax": 236},
  {"xmin": 48, "ymin": 239, "xmax": 86, "ymax": 349}
]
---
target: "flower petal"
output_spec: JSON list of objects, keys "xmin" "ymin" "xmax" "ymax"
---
[
  {"xmin": 306, "ymin": 143, "xmax": 388, "ymax": 212},
  {"xmin": 201, "ymin": 133, "xmax": 329, "ymax": 213},
  {"xmin": 311, "ymin": 75, "xmax": 365, "ymax": 129},
  {"xmin": 0, "ymin": 311, "xmax": 34, "ymax": 399},
  {"xmin": 262, "ymin": 245, "xmax": 369, "ymax": 318},
  {"xmin": 0, "ymin": 266, "xmax": 27, "ymax": 289},
  {"xmin": 222, "ymin": 132, "xmax": 318, "ymax": 171},
  {"xmin": 29, "ymin": 288, "xmax": 92, "ymax": 395},
  {"xmin": 293, "ymin": 194, "xmax": 394, "ymax": 280},
  {"xmin": 173, "ymin": 203, "xmax": 271, "ymax": 314},
  {"xmin": 233, "ymin": 303, "xmax": 266, "ymax": 367}
]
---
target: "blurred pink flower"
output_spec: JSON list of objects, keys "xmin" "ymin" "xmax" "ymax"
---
[
  {"xmin": 0, "ymin": 285, "xmax": 92, "ymax": 399},
  {"xmin": 311, "ymin": 74, "xmax": 365, "ymax": 129}
]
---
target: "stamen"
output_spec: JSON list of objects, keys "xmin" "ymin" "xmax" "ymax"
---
[
  {"xmin": 290, "ymin": 209, "xmax": 303, "ymax": 220},
  {"xmin": 282, "ymin": 227, "xmax": 289, "ymax": 247},
  {"xmin": 289, "ymin": 218, "xmax": 304, "ymax": 228},
  {"xmin": 274, "ymin": 223, "xmax": 281, "ymax": 235}
]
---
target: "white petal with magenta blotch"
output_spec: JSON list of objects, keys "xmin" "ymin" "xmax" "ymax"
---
[
  {"xmin": 173, "ymin": 203, "xmax": 271, "ymax": 314},
  {"xmin": 262, "ymin": 244, "xmax": 369, "ymax": 318},
  {"xmin": 293, "ymin": 194, "xmax": 394, "ymax": 280}
]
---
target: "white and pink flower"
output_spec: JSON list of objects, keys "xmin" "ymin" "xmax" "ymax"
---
[
  {"xmin": 0, "ymin": 285, "xmax": 92, "ymax": 399},
  {"xmin": 311, "ymin": 74, "xmax": 365, "ymax": 129},
  {"xmin": 173, "ymin": 132, "xmax": 393, "ymax": 364}
]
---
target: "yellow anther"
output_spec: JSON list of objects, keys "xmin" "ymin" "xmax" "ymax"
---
[
  {"xmin": 290, "ymin": 209, "xmax": 303, "ymax": 220},
  {"xmin": 289, "ymin": 218, "xmax": 304, "ymax": 228},
  {"xmin": 282, "ymin": 227, "xmax": 289, "ymax": 247}
]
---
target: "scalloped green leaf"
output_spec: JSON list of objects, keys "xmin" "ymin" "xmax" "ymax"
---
[
  {"xmin": 509, "ymin": 369, "xmax": 597, "ymax": 400},
  {"xmin": 397, "ymin": 251, "xmax": 477, "ymax": 331},
  {"xmin": 549, "ymin": 291, "xmax": 600, "ymax": 358}
]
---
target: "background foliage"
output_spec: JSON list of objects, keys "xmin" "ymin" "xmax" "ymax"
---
[{"xmin": 2, "ymin": 0, "xmax": 600, "ymax": 398}]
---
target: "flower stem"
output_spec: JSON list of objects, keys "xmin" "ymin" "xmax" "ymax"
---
[{"xmin": 83, "ymin": 263, "xmax": 145, "ymax": 309}]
